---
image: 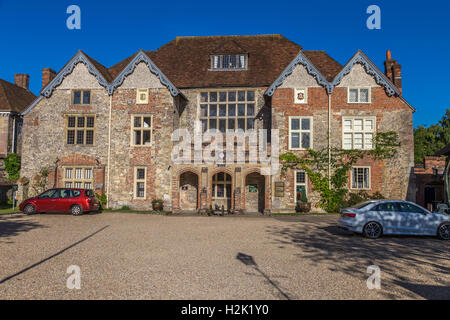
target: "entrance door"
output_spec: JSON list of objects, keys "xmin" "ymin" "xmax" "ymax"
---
[
  {"xmin": 179, "ymin": 172, "xmax": 198, "ymax": 211},
  {"xmin": 212, "ymin": 172, "xmax": 232, "ymax": 211},
  {"xmin": 424, "ymin": 187, "xmax": 436, "ymax": 211},
  {"xmin": 245, "ymin": 172, "xmax": 265, "ymax": 213}
]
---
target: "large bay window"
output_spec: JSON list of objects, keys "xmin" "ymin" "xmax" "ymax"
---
[{"xmin": 63, "ymin": 167, "xmax": 93, "ymax": 189}]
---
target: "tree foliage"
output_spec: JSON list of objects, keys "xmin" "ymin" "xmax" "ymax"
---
[
  {"xmin": 4, "ymin": 153, "xmax": 21, "ymax": 181},
  {"xmin": 414, "ymin": 108, "xmax": 450, "ymax": 164},
  {"xmin": 280, "ymin": 131, "xmax": 401, "ymax": 213}
]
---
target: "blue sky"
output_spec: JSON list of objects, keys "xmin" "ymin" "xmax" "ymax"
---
[{"xmin": 0, "ymin": 0, "xmax": 448, "ymax": 127}]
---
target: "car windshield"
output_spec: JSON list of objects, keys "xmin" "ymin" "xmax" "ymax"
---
[{"xmin": 350, "ymin": 201, "xmax": 374, "ymax": 209}]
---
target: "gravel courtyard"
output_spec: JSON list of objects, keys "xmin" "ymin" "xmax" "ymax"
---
[{"xmin": 0, "ymin": 212, "xmax": 448, "ymax": 300}]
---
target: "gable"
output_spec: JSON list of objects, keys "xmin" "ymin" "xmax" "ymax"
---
[
  {"xmin": 57, "ymin": 63, "xmax": 104, "ymax": 90},
  {"xmin": 279, "ymin": 64, "xmax": 322, "ymax": 88},
  {"xmin": 336, "ymin": 63, "xmax": 380, "ymax": 87},
  {"xmin": 115, "ymin": 61, "xmax": 165, "ymax": 89}
]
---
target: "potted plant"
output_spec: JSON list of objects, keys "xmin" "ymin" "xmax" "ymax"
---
[
  {"xmin": 296, "ymin": 188, "xmax": 311, "ymax": 213},
  {"xmin": 152, "ymin": 199, "xmax": 164, "ymax": 211}
]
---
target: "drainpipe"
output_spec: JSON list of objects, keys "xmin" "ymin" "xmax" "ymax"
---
[
  {"xmin": 328, "ymin": 93, "xmax": 331, "ymax": 187},
  {"xmin": 11, "ymin": 115, "xmax": 16, "ymax": 153},
  {"xmin": 106, "ymin": 95, "xmax": 112, "ymax": 208}
]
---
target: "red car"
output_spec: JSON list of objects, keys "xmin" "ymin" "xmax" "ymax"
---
[{"xmin": 19, "ymin": 188, "xmax": 101, "ymax": 216}]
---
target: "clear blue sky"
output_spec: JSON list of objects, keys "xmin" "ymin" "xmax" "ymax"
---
[{"xmin": 0, "ymin": 0, "xmax": 449, "ymax": 127}]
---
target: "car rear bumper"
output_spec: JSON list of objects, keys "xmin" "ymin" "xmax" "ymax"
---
[{"xmin": 338, "ymin": 218, "xmax": 362, "ymax": 233}]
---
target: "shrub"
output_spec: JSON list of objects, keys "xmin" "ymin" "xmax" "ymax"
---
[
  {"xmin": 96, "ymin": 193, "xmax": 107, "ymax": 207},
  {"xmin": 151, "ymin": 199, "xmax": 163, "ymax": 204},
  {"xmin": 4, "ymin": 153, "xmax": 21, "ymax": 181},
  {"xmin": 120, "ymin": 205, "xmax": 131, "ymax": 211}
]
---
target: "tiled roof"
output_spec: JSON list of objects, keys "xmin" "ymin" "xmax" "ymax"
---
[
  {"xmin": 0, "ymin": 79, "xmax": 36, "ymax": 113},
  {"xmin": 108, "ymin": 34, "xmax": 343, "ymax": 88}
]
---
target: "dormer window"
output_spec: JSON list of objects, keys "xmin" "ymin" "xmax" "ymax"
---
[{"xmin": 210, "ymin": 54, "xmax": 247, "ymax": 70}]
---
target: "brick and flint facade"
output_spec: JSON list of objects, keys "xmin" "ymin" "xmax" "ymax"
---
[{"xmin": 18, "ymin": 35, "xmax": 416, "ymax": 212}]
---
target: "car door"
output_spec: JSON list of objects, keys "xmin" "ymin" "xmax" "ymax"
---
[
  {"xmin": 374, "ymin": 202, "xmax": 402, "ymax": 234},
  {"xmin": 397, "ymin": 202, "xmax": 430, "ymax": 235},
  {"xmin": 36, "ymin": 189, "xmax": 60, "ymax": 212},
  {"xmin": 58, "ymin": 189, "xmax": 72, "ymax": 212}
]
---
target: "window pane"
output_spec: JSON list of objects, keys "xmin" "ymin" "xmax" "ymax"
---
[
  {"xmin": 247, "ymin": 104, "xmax": 254, "ymax": 116},
  {"xmin": 209, "ymin": 119, "xmax": 217, "ymax": 130},
  {"xmin": 219, "ymin": 104, "xmax": 226, "ymax": 116},
  {"xmin": 200, "ymin": 105, "xmax": 208, "ymax": 117},
  {"xmin": 82, "ymin": 91, "xmax": 90, "ymax": 104},
  {"xmin": 237, "ymin": 118, "xmax": 245, "ymax": 130},
  {"xmin": 84, "ymin": 182, "xmax": 92, "ymax": 189},
  {"xmin": 201, "ymin": 119, "xmax": 207, "ymax": 132},
  {"xmin": 301, "ymin": 132, "xmax": 310, "ymax": 149},
  {"xmin": 344, "ymin": 119, "xmax": 352, "ymax": 130},
  {"xmin": 219, "ymin": 92, "xmax": 227, "ymax": 102},
  {"xmin": 352, "ymin": 168, "xmax": 358, "ymax": 188},
  {"xmin": 291, "ymin": 118, "xmax": 300, "ymax": 130},
  {"xmin": 65, "ymin": 168, "xmax": 73, "ymax": 179},
  {"xmin": 247, "ymin": 118, "xmax": 254, "ymax": 130},
  {"xmin": 134, "ymin": 130, "xmax": 141, "ymax": 145},
  {"xmin": 301, "ymin": 118, "xmax": 310, "ymax": 130},
  {"xmin": 296, "ymin": 171, "xmax": 306, "ymax": 184},
  {"xmin": 217, "ymin": 184, "xmax": 224, "ymax": 197},
  {"xmin": 228, "ymin": 104, "xmax": 236, "ymax": 116},
  {"xmin": 354, "ymin": 119, "xmax": 363, "ymax": 131},
  {"xmin": 247, "ymin": 91, "xmax": 255, "ymax": 101},
  {"xmin": 228, "ymin": 119, "xmax": 235, "ymax": 130},
  {"xmin": 200, "ymin": 92, "xmax": 208, "ymax": 102},
  {"xmin": 343, "ymin": 133, "xmax": 352, "ymax": 149},
  {"xmin": 364, "ymin": 133, "xmax": 373, "ymax": 149},
  {"xmin": 354, "ymin": 133, "xmax": 363, "ymax": 149},
  {"xmin": 85, "ymin": 168, "xmax": 92, "ymax": 179},
  {"xmin": 65, "ymin": 182, "xmax": 72, "ymax": 188},
  {"xmin": 349, "ymin": 89, "xmax": 358, "ymax": 102},
  {"xmin": 86, "ymin": 116, "xmax": 94, "ymax": 128},
  {"xmin": 68, "ymin": 117, "xmax": 76, "ymax": 127},
  {"xmin": 77, "ymin": 130, "xmax": 84, "ymax": 144},
  {"xmin": 219, "ymin": 119, "xmax": 226, "ymax": 133},
  {"xmin": 75, "ymin": 168, "xmax": 83, "ymax": 179},
  {"xmin": 229, "ymin": 55, "xmax": 236, "ymax": 68},
  {"xmin": 228, "ymin": 92, "xmax": 236, "ymax": 102},
  {"xmin": 73, "ymin": 91, "xmax": 81, "ymax": 104},
  {"xmin": 143, "ymin": 130, "xmax": 151, "ymax": 145},
  {"xmin": 77, "ymin": 117, "xmax": 85, "ymax": 128},
  {"xmin": 238, "ymin": 91, "xmax": 245, "ymax": 101},
  {"xmin": 222, "ymin": 55, "xmax": 229, "ymax": 68},
  {"xmin": 137, "ymin": 182, "xmax": 145, "ymax": 197},
  {"xmin": 365, "ymin": 119, "xmax": 373, "ymax": 131},
  {"xmin": 209, "ymin": 104, "xmax": 217, "ymax": 117},
  {"xmin": 75, "ymin": 182, "xmax": 82, "ymax": 188},
  {"xmin": 143, "ymin": 117, "xmax": 151, "ymax": 128},
  {"xmin": 137, "ymin": 168, "xmax": 145, "ymax": 179},
  {"xmin": 86, "ymin": 130, "xmax": 94, "ymax": 144},
  {"xmin": 238, "ymin": 55, "xmax": 245, "ymax": 68},
  {"xmin": 209, "ymin": 92, "xmax": 217, "ymax": 102},
  {"xmin": 226, "ymin": 184, "xmax": 231, "ymax": 198},
  {"xmin": 360, "ymin": 89, "xmax": 369, "ymax": 102},
  {"xmin": 364, "ymin": 168, "xmax": 369, "ymax": 188},
  {"xmin": 134, "ymin": 116, "xmax": 141, "ymax": 128},
  {"xmin": 67, "ymin": 130, "xmax": 75, "ymax": 144},
  {"xmin": 291, "ymin": 132, "xmax": 300, "ymax": 148},
  {"xmin": 238, "ymin": 104, "xmax": 245, "ymax": 116}
]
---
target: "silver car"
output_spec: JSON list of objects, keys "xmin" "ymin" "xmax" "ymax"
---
[{"xmin": 338, "ymin": 200, "xmax": 450, "ymax": 240}]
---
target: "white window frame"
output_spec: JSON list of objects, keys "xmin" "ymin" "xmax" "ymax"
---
[
  {"xmin": 289, "ymin": 116, "xmax": 313, "ymax": 150},
  {"xmin": 347, "ymin": 87, "xmax": 371, "ymax": 104},
  {"xmin": 294, "ymin": 88, "xmax": 308, "ymax": 104},
  {"xmin": 342, "ymin": 116, "xmax": 376, "ymax": 150},
  {"xmin": 136, "ymin": 88, "xmax": 149, "ymax": 104},
  {"xmin": 130, "ymin": 114, "xmax": 153, "ymax": 147},
  {"xmin": 294, "ymin": 170, "xmax": 308, "ymax": 203},
  {"xmin": 134, "ymin": 167, "xmax": 147, "ymax": 199},
  {"xmin": 62, "ymin": 166, "xmax": 94, "ymax": 189},
  {"xmin": 351, "ymin": 166, "xmax": 371, "ymax": 190}
]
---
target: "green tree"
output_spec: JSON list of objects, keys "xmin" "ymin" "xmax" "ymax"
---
[{"xmin": 414, "ymin": 108, "xmax": 450, "ymax": 164}]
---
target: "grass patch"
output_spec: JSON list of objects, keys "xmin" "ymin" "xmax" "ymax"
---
[{"xmin": 0, "ymin": 206, "xmax": 20, "ymax": 214}]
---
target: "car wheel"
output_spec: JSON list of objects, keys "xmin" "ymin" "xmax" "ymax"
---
[
  {"xmin": 23, "ymin": 204, "xmax": 36, "ymax": 215},
  {"xmin": 437, "ymin": 223, "xmax": 450, "ymax": 240},
  {"xmin": 363, "ymin": 221, "xmax": 383, "ymax": 239},
  {"xmin": 71, "ymin": 205, "xmax": 83, "ymax": 216}
]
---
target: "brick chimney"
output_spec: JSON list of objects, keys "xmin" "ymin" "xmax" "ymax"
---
[
  {"xmin": 384, "ymin": 50, "xmax": 402, "ymax": 94},
  {"xmin": 42, "ymin": 68, "xmax": 57, "ymax": 89},
  {"xmin": 14, "ymin": 74, "xmax": 30, "ymax": 90}
]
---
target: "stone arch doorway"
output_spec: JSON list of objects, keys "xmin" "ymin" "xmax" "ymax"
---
[
  {"xmin": 211, "ymin": 172, "xmax": 232, "ymax": 211},
  {"xmin": 245, "ymin": 172, "xmax": 265, "ymax": 213},
  {"xmin": 179, "ymin": 172, "xmax": 199, "ymax": 211}
]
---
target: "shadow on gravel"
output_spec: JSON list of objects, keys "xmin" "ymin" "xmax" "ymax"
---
[
  {"xmin": 266, "ymin": 222, "xmax": 450, "ymax": 299},
  {"xmin": 236, "ymin": 252, "xmax": 291, "ymax": 300},
  {"xmin": 0, "ymin": 216, "xmax": 46, "ymax": 239}
]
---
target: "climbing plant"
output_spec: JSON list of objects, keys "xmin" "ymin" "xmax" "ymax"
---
[
  {"xmin": 4, "ymin": 153, "xmax": 21, "ymax": 181},
  {"xmin": 280, "ymin": 131, "xmax": 401, "ymax": 213}
]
